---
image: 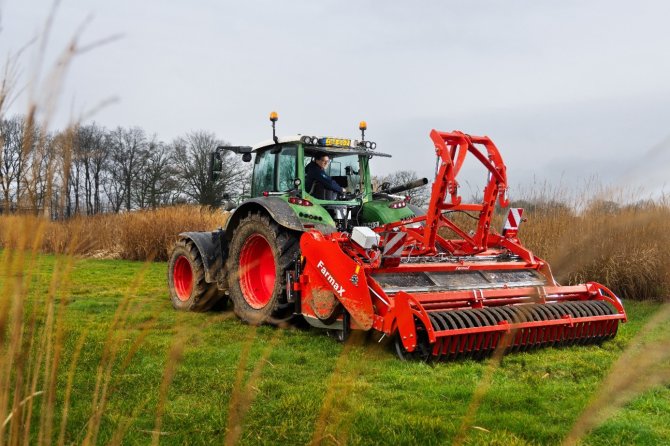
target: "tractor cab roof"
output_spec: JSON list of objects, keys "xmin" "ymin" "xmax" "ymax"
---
[{"xmin": 252, "ymin": 135, "xmax": 392, "ymax": 158}]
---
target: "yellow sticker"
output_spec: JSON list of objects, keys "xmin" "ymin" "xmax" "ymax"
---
[{"xmin": 325, "ymin": 138, "xmax": 351, "ymax": 147}]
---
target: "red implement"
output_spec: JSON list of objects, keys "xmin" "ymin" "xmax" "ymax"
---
[{"xmin": 296, "ymin": 130, "xmax": 627, "ymax": 360}]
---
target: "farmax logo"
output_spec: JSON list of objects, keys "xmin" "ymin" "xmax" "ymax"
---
[{"xmin": 317, "ymin": 260, "xmax": 345, "ymax": 297}]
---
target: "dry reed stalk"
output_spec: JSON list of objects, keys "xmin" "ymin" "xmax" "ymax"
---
[
  {"xmin": 37, "ymin": 239, "xmax": 79, "ymax": 446},
  {"xmin": 223, "ymin": 329, "xmax": 283, "ymax": 446},
  {"xmin": 309, "ymin": 331, "xmax": 367, "ymax": 446},
  {"xmin": 82, "ymin": 260, "xmax": 153, "ymax": 446},
  {"xmin": 563, "ymin": 302, "xmax": 670, "ymax": 445},
  {"xmin": 151, "ymin": 331, "xmax": 186, "ymax": 446},
  {"xmin": 56, "ymin": 330, "xmax": 89, "ymax": 446},
  {"xmin": 223, "ymin": 326, "xmax": 258, "ymax": 446},
  {"xmin": 107, "ymin": 312, "xmax": 236, "ymax": 445}
]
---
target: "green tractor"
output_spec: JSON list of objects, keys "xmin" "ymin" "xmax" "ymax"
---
[{"xmin": 167, "ymin": 113, "xmax": 427, "ymax": 326}]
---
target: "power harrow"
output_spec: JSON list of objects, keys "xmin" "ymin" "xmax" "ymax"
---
[{"xmin": 295, "ymin": 130, "xmax": 627, "ymax": 360}]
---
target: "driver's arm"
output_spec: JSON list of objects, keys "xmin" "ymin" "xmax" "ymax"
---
[{"xmin": 316, "ymin": 170, "xmax": 344, "ymax": 194}]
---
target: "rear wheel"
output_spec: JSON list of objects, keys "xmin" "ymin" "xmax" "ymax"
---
[
  {"xmin": 227, "ymin": 213, "xmax": 300, "ymax": 325},
  {"xmin": 168, "ymin": 239, "xmax": 225, "ymax": 311}
]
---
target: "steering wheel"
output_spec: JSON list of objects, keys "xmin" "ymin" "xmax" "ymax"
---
[{"xmin": 338, "ymin": 191, "xmax": 361, "ymax": 201}]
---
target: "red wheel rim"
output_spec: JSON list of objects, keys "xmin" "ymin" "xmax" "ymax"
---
[
  {"xmin": 173, "ymin": 255, "xmax": 193, "ymax": 301},
  {"xmin": 239, "ymin": 234, "xmax": 276, "ymax": 309}
]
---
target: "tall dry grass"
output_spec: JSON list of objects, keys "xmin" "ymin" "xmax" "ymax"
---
[
  {"xmin": 518, "ymin": 200, "xmax": 670, "ymax": 300},
  {"xmin": 0, "ymin": 206, "xmax": 229, "ymax": 261},
  {"xmin": 2, "ymin": 196, "xmax": 668, "ymax": 299}
]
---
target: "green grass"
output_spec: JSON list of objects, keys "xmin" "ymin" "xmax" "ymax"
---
[{"xmin": 1, "ymin": 252, "xmax": 668, "ymax": 445}]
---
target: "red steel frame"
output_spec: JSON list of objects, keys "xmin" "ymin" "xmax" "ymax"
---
[{"xmin": 296, "ymin": 130, "xmax": 627, "ymax": 355}]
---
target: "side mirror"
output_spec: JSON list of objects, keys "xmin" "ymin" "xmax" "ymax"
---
[
  {"xmin": 380, "ymin": 181, "xmax": 391, "ymax": 191},
  {"xmin": 209, "ymin": 152, "xmax": 223, "ymax": 181},
  {"xmin": 216, "ymin": 145, "xmax": 253, "ymax": 163}
]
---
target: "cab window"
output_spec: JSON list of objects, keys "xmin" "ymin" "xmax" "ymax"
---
[
  {"xmin": 252, "ymin": 145, "xmax": 298, "ymax": 196},
  {"xmin": 252, "ymin": 150, "xmax": 274, "ymax": 195},
  {"xmin": 277, "ymin": 146, "xmax": 297, "ymax": 191}
]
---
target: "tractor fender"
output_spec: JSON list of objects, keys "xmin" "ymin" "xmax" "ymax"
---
[
  {"xmin": 225, "ymin": 197, "xmax": 336, "ymax": 238},
  {"xmin": 178, "ymin": 229, "xmax": 227, "ymax": 285}
]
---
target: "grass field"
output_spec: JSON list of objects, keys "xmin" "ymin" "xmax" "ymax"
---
[{"xmin": 1, "ymin": 250, "xmax": 668, "ymax": 445}]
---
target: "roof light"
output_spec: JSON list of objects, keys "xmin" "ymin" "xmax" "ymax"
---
[
  {"xmin": 301, "ymin": 136, "xmax": 312, "ymax": 144},
  {"xmin": 359, "ymin": 121, "xmax": 367, "ymax": 131},
  {"xmin": 269, "ymin": 111, "xmax": 278, "ymax": 122},
  {"xmin": 370, "ymin": 142, "xmax": 377, "ymax": 150}
]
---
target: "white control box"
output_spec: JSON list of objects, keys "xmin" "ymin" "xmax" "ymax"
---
[{"xmin": 351, "ymin": 226, "xmax": 380, "ymax": 249}]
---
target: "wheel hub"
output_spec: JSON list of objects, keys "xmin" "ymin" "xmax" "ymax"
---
[
  {"xmin": 173, "ymin": 255, "xmax": 193, "ymax": 301},
  {"xmin": 239, "ymin": 234, "xmax": 276, "ymax": 309}
]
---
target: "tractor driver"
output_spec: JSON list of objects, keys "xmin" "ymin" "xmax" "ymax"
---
[{"xmin": 305, "ymin": 154, "xmax": 347, "ymax": 200}]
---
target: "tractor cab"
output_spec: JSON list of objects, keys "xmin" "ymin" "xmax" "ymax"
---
[
  {"xmin": 247, "ymin": 134, "xmax": 393, "ymax": 230},
  {"xmin": 211, "ymin": 114, "xmax": 418, "ymax": 232}
]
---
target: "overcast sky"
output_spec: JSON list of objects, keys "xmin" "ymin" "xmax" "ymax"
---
[{"xmin": 1, "ymin": 0, "xmax": 669, "ymax": 198}]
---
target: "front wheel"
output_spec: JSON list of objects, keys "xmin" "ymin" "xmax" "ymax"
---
[
  {"xmin": 227, "ymin": 213, "xmax": 300, "ymax": 325},
  {"xmin": 167, "ymin": 239, "xmax": 226, "ymax": 311}
]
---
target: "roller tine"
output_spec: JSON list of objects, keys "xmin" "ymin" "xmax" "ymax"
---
[
  {"xmin": 561, "ymin": 302, "xmax": 581, "ymax": 345},
  {"xmin": 575, "ymin": 302, "xmax": 594, "ymax": 345},
  {"xmin": 551, "ymin": 303, "xmax": 570, "ymax": 347},
  {"xmin": 478, "ymin": 308, "xmax": 497, "ymax": 358},
  {"xmin": 486, "ymin": 307, "xmax": 504, "ymax": 354},
  {"xmin": 530, "ymin": 305, "xmax": 545, "ymax": 349},
  {"xmin": 517, "ymin": 306, "xmax": 534, "ymax": 351},
  {"xmin": 528, "ymin": 306, "xmax": 544, "ymax": 350},
  {"xmin": 491, "ymin": 307, "xmax": 513, "ymax": 353},
  {"xmin": 586, "ymin": 302, "xmax": 603, "ymax": 341},
  {"xmin": 560, "ymin": 302, "xmax": 579, "ymax": 347},
  {"xmin": 465, "ymin": 309, "xmax": 486, "ymax": 357},
  {"xmin": 543, "ymin": 304, "xmax": 562, "ymax": 347},
  {"xmin": 431, "ymin": 312, "xmax": 448, "ymax": 362},
  {"xmin": 570, "ymin": 302, "xmax": 588, "ymax": 346},
  {"xmin": 589, "ymin": 301, "xmax": 607, "ymax": 342},
  {"xmin": 449, "ymin": 311, "xmax": 470, "ymax": 360},
  {"xmin": 586, "ymin": 302, "xmax": 600, "ymax": 344},
  {"xmin": 593, "ymin": 301, "xmax": 618, "ymax": 341},
  {"xmin": 569, "ymin": 302, "xmax": 591, "ymax": 345},
  {"xmin": 500, "ymin": 306, "xmax": 523, "ymax": 352},
  {"xmin": 463, "ymin": 309, "xmax": 486, "ymax": 360},
  {"xmin": 442, "ymin": 312, "xmax": 459, "ymax": 361},
  {"xmin": 534, "ymin": 305, "xmax": 552, "ymax": 347}
]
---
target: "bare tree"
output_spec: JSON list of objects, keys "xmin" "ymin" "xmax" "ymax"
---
[
  {"xmin": 108, "ymin": 126, "xmax": 147, "ymax": 211},
  {"xmin": 21, "ymin": 125, "xmax": 53, "ymax": 213},
  {"xmin": 172, "ymin": 130, "xmax": 246, "ymax": 206},
  {"xmin": 0, "ymin": 115, "xmax": 28, "ymax": 210},
  {"xmin": 132, "ymin": 138, "xmax": 179, "ymax": 209},
  {"xmin": 74, "ymin": 123, "xmax": 109, "ymax": 214}
]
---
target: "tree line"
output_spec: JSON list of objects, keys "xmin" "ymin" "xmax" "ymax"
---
[
  {"xmin": 0, "ymin": 115, "xmax": 249, "ymax": 218},
  {"xmin": 0, "ymin": 114, "xmax": 431, "ymax": 218}
]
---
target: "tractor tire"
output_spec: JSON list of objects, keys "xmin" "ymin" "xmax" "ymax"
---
[
  {"xmin": 167, "ymin": 239, "xmax": 226, "ymax": 312},
  {"xmin": 227, "ymin": 212, "xmax": 300, "ymax": 325}
]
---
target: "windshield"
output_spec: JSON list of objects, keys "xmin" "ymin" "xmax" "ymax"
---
[{"xmin": 304, "ymin": 153, "xmax": 363, "ymax": 193}]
